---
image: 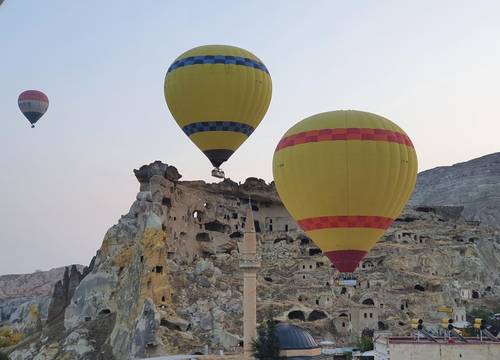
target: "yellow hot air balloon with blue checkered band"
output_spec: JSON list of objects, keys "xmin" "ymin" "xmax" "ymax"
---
[{"xmin": 164, "ymin": 45, "xmax": 272, "ymax": 170}]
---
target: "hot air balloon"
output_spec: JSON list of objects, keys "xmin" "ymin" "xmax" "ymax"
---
[
  {"xmin": 273, "ymin": 110, "xmax": 417, "ymax": 278},
  {"xmin": 164, "ymin": 45, "xmax": 272, "ymax": 179},
  {"xmin": 18, "ymin": 90, "xmax": 49, "ymax": 128}
]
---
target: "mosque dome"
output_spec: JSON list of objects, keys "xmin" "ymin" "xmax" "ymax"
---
[{"xmin": 275, "ymin": 323, "xmax": 322, "ymax": 359}]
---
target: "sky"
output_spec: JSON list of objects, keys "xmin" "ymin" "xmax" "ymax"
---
[{"xmin": 1, "ymin": 0, "xmax": 499, "ymax": 275}]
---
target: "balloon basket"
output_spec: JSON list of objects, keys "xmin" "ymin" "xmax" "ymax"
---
[
  {"xmin": 211, "ymin": 168, "xmax": 225, "ymax": 179},
  {"xmin": 336, "ymin": 274, "xmax": 357, "ymax": 287}
]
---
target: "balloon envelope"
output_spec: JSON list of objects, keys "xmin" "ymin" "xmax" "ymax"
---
[
  {"xmin": 18, "ymin": 90, "xmax": 49, "ymax": 127},
  {"xmin": 273, "ymin": 110, "xmax": 418, "ymax": 272},
  {"xmin": 164, "ymin": 45, "xmax": 272, "ymax": 168}
]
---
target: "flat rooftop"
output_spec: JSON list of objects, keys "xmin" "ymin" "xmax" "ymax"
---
[
  {"xmin": 139, "ymin": 356, "xmax": 239, "ymax": 360},
  {"xmin": 387, "ymin": 336, "xmax": 500, "ymax": 345}
]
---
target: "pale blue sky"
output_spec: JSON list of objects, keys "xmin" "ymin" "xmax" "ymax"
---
[{"xmin": 1, "ymin": 0, "xmax": 499, "ymax": 274}]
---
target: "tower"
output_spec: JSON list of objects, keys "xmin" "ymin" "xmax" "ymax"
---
[{"xmin": 239, "ymin": 201, "xmax": 261, "ymax": 359}]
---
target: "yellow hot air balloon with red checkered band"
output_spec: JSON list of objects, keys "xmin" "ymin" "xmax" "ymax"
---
[{"xmin": 273, "ymin": 110, "xmax": 418, "ymax": 273}]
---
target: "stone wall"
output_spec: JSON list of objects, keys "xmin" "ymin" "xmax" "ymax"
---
[{"xmin": 388, "ymin": 342, "xmax": 500, "ymax": 360}]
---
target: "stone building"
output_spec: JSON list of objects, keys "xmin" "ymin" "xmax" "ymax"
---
[
  {"xmin": 333, "ymin": 312, "xmax": 351, "ymax": 335},
  {"xmin": 351, "ymin": 304, "xmax": 379, "ymax": 334},
  {"xmin": 331, "ymin": 304, "xmax": 380, "ymax": 337},
  {"xmin": 393, "ymin": 231, "xmax": 424, "ymax": 244},
  {"xmin": 360, "ymin": 259, "xmax": 376, "ymax": 271},
  {"xmin": 460, "ymin": 288, "xmax": 472, "ymax": 300},
  {"xmin": 315, "ymin": 293, "xmax": 334, "ymax": 307},
  {"xmin": 264, "ymin": 216, "xmax": 296, "ymax": 233},
  {"xmin": 451, "ymin": 307, "xmax": 467, "ymax": 327}
]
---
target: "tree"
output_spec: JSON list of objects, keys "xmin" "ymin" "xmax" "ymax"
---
[
  {"xmin": 462, "ymin": 324, "xmax": 476, "ymax": 337},
  {"xmin": 252, "ymin": 313, "xmax": 282, "ymax": 360},
  {"xmin": 468, "ymin": 309, "xmax": 493, "ymax": 324},
  {"xmin": 357, "ymin": 335, "xmax": 374, "ymax": 352},
  {"xmin": 466, "ymin": 308, "xmax": 500, "ymax": 337}
]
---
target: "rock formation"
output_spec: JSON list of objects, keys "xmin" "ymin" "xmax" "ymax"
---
[
  {"xmin": 0, "ymin": 266, "xmax": 84, "ymax": 336},
  {"xmin": 410, "ymin": 152, "xmax": 500, "ymax": 226},
  {"xmin": 0, "ymin": 267, "xmax": 83, "ymax": 300},
  {"xmin": 47, "ymin": 265, "xmax": 84, "ymax": 324},
  {"xmin": 5, "ymin": 156, "xmax": 500, "ymax": 359}
]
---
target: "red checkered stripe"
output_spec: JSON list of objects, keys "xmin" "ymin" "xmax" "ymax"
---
[
  {"xmin": 298, "ymin": 215, "xmax": 394, "ymax": 231},
  {"xmin": 275, "ymin": 128, "xmax": 414, "ymax": 151}
]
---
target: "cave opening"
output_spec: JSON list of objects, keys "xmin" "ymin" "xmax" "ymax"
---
[
  {"xmin": 196, "ymin": 233, "xmax": 211, "ymax": 242},
  {"xmin": 204, "ymin": 221, "xmax": 229, "ymax": 233},
  {"xmin": 254, "ymin": 221, "xmax": 261, "ymax": 233},
  {"xmin": 362, "ymin": 298, "xmax": 375, "ymax": 306},
  {"xmin": 230, "ymin": 231, "xmax": 243, "ymax": 239},
  {"xmin": 288, "ymin": 310, "xmax": 306, "ymax": 321},
  {"xmin": 308, "ymin": 310, "xmax": 328, "ymax": 321},
  {"xmin": 162, "ymin": 197, "xmax": 172, "ymax": 207},
  {"xmin": 299, "ymin": 237, "xmax": 311, "ymax": 246},
  {"xmin": 309, "ymin": 248, "xmax": 322, "ymax": 256}
]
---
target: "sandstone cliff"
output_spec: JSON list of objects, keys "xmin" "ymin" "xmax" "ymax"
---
[{"xmin": 410, "ymin": 152, "xmax": 500, "ymax": 226}]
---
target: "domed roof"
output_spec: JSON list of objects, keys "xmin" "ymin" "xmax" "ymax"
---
[{"xmin": 275, "ymin": 323, "xmax": 319, "ymax": 350}]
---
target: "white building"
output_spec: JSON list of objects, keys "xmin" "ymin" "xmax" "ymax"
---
[{"xmin": 374, "ymin": 335, "xmax": 500, "ymax": 360}]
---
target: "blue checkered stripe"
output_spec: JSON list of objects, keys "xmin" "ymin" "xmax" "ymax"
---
[
  {"xmin": 182, "ymin": 121, "xmax": 255, "ymax": 136},
  {"xmin": 168, "ymin": 55, "xmax": 269, "ymax": 74}
]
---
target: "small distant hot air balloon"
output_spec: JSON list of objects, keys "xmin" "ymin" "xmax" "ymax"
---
[
  {"xmin": 164, "ymin": 45, "xmax": 272, "ymax": 178},
  {"xmin": 18, "ymin": 90, "xmax": 49, "ymax": 128},
  {"xmin": 273, "ymin": 110, "xmax": 418, "ymax": 277}
]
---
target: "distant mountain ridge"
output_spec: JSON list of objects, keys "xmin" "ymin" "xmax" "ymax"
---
[
  {"xmin": 410, "ymin": 152, "xmax": 500, "ymax": 226},
  {"xmin": 0, "ymin": 265, "xmax": 83, "ymax": 300}
]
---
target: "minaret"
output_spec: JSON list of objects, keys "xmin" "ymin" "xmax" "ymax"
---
[{"xmin": 239, "ymin": 200, "xmax": 260, "ymax": 359}]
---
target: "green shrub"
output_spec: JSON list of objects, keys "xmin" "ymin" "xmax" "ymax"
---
[
  {"xmin": 252, "ymin": 312, "xmax": 283, "ymax": 360},
  {"xmin": 467, "ymin": 307, "xmax": 500, "ymax": 328},
  {"xmin": 357, "ymin": 335, "xmax": 374, "ymax": 352}
]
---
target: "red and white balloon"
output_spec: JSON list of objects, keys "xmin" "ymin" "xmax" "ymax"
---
[{"xmin": 18, "ymin": 90, "xmax": 49, "ymax": 128}]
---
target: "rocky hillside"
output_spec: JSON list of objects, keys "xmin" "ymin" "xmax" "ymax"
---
[
  {"xmin": 0, "ymin": 266, "xmax": 83, "ymax": 300},
  {"xmin": 410, "ymin": 152, "xmax": 500, "ymax": 226},
  {"xmin": 0, "ymin": 266, "xmax": 83, "ymax": 328},
  {"xmin": 5, "ymin": 159, "xmax": 500, "ymax": 360}
]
